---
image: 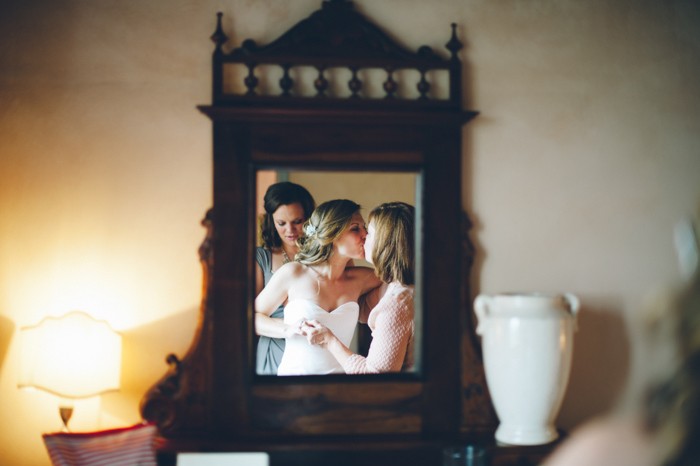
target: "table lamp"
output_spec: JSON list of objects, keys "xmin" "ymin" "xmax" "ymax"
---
[{"xmin": 18, "ymin": 311, "xmax": 122, "ymax": 431}]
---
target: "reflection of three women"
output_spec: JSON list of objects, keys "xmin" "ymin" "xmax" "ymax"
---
[{"xmin": 255, "ymin": 182, "xmax": 415, "ymax": 376}]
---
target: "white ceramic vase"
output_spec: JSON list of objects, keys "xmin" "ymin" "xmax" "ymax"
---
[{"xmin": 474, "ymin": 293, "xmax": 579, "ymax": 446}]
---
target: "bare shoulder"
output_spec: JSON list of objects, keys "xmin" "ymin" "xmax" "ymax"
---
[
  {"xmin": 274, "ymin": 261, "xmax": 308, "ymax": 280},
  {"xmin": 346, "ymin": 266, "xmax": 382, "ymax": 294},
  {"xmin": 345, "ymin": 265, "xmax": 375, "ymax": 280}
]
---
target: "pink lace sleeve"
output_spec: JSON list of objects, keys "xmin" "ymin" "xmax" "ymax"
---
[{"xmin": 344, "ymin": 288, "xmax": 413, "ymax": 374}]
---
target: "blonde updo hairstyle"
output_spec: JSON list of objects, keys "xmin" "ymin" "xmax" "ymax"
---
[{"xmin": 295, "ymin": 199, "xmax": 362, "ymax": 266}]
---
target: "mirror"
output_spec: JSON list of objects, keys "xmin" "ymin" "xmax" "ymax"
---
[
  {"xmin": 253, "ymin": 169, "xmax": 424, "ymax": 376},
  {"xmin": 141, "ymin": 1, "xmax": 496, "ymax": 448}
]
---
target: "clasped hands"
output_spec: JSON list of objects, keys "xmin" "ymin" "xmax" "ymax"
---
[{"xmin": 284, "ymin": 318, "xmax": 334, "ymax": 348}]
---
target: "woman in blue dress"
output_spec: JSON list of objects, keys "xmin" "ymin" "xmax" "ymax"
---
[{"xmin": 255, "ymin": 182, "xmax": 315, "ymax": 374}]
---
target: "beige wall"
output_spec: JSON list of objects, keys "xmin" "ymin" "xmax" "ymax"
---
[
  {"xmin": 288, "ymin": 171, "xmax": 416, "ymax": 213},
  {"xmin": 1, "ymin": 0, "xmax": 699, "ymax": 464}
]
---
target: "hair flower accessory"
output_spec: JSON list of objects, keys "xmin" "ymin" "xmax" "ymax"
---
[{"xmin": 304, "ymin": 224, "xmax": 317, "ymax": 237}]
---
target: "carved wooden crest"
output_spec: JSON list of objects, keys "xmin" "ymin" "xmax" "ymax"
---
[{"xmin": 211, "ymin": 0, "xmax": 463, "ymax": 106}]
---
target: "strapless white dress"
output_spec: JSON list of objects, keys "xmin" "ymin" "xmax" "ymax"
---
[{"xmin": 277, "ymin": 299, "xmax": 359, "ymax": 376}]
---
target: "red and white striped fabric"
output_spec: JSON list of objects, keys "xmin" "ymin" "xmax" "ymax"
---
[{"xmin": 42, "ymin": 422, "xmax": 157, "ymax": 466}]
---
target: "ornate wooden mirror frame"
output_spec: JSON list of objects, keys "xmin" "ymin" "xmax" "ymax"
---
[{"xmin": 141, "ymin": 0, "xmax": 496, "ymax": 457}]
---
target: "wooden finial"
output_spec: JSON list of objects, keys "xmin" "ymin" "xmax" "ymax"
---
[
  {"xmin": 445, "ymin": 23, "xmax": 463, "ymax": 60},
  {"xmin": 210, "ymin": 12, "xmax": 228, "ymax": 49}
]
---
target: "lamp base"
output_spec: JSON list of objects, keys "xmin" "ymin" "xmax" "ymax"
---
[{"xmin": 59, "ymin": 403, "xmax": 73, "ymax": 432}]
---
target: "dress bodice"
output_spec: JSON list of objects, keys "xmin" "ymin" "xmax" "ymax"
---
[{"xmin": 277, "ymin": 299, "xmax": 359, "ymax": 376}]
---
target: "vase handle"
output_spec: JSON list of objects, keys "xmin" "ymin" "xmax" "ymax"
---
[
  {"xmin": 473, "ymin": 294, "xmax": 492, "ymax": 336},
  {"xmin": 563, "ymin": 293, "xmax": 580, "ymax": 331}
]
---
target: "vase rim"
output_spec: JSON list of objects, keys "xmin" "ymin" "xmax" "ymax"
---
[{"xmin": 493, "ymin": 292, "xmax": 568, "ymax": 298}]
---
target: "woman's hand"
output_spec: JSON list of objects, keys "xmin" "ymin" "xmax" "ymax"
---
[
  {"xmin": 302, "ymin": 320, "xmax": 335, "ymax": 348},
  {"xmin": 303, "ymin": 320, "xmax": 354, "ymax": 367},
  {"xmin": 284, "ymin": 319, "xmax": 308, "ymax": 339}
]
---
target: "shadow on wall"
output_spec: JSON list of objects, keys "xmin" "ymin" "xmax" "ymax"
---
[
  {"xmin": 101, "ymin": 306, "xmax": 200, "ymax": 423},
  {"xmin": 466, "ymin": 210, "xmax": 486, "ymax": 301},
  {"xmin": 558, "ymin": 298, "xmax": 630, "ymax": 430},
  {"xmin": 459, "ymin": 19, "xmax": 482, "ymax": 303},
  {"xmin": 0, "ymin": 316, "xmax": 16, "ymax": 375}
]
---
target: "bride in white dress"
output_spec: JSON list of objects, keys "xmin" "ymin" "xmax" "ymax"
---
[{"xmin": 255, "ymin": 199, "xmax": 382, "ymax": 375}]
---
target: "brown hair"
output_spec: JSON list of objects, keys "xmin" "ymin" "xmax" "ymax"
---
[
  {"xmin": 259, "ymin": 182, "xmax": 315, "ymax": 249},
  {"xmin": 368, "ymin": 202, "xmax": 415, "ymax": 285},
  {"xmin": 644, "ymin": 215, "xmax": 700, "ymax": 466}
]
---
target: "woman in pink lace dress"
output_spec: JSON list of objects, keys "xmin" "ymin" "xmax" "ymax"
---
[{"xmin": 302, "ymin": 202, "xmax": 415, "ymax": 374}]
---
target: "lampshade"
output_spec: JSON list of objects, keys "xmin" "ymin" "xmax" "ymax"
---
[{"xmin": 18, "ymin": 311, "xmax": 122, "ymax": 398}]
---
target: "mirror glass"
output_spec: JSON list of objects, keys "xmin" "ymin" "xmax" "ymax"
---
[{"xmin": 254, "ymin": 169, "xmax": 423, "ymax": 376}]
